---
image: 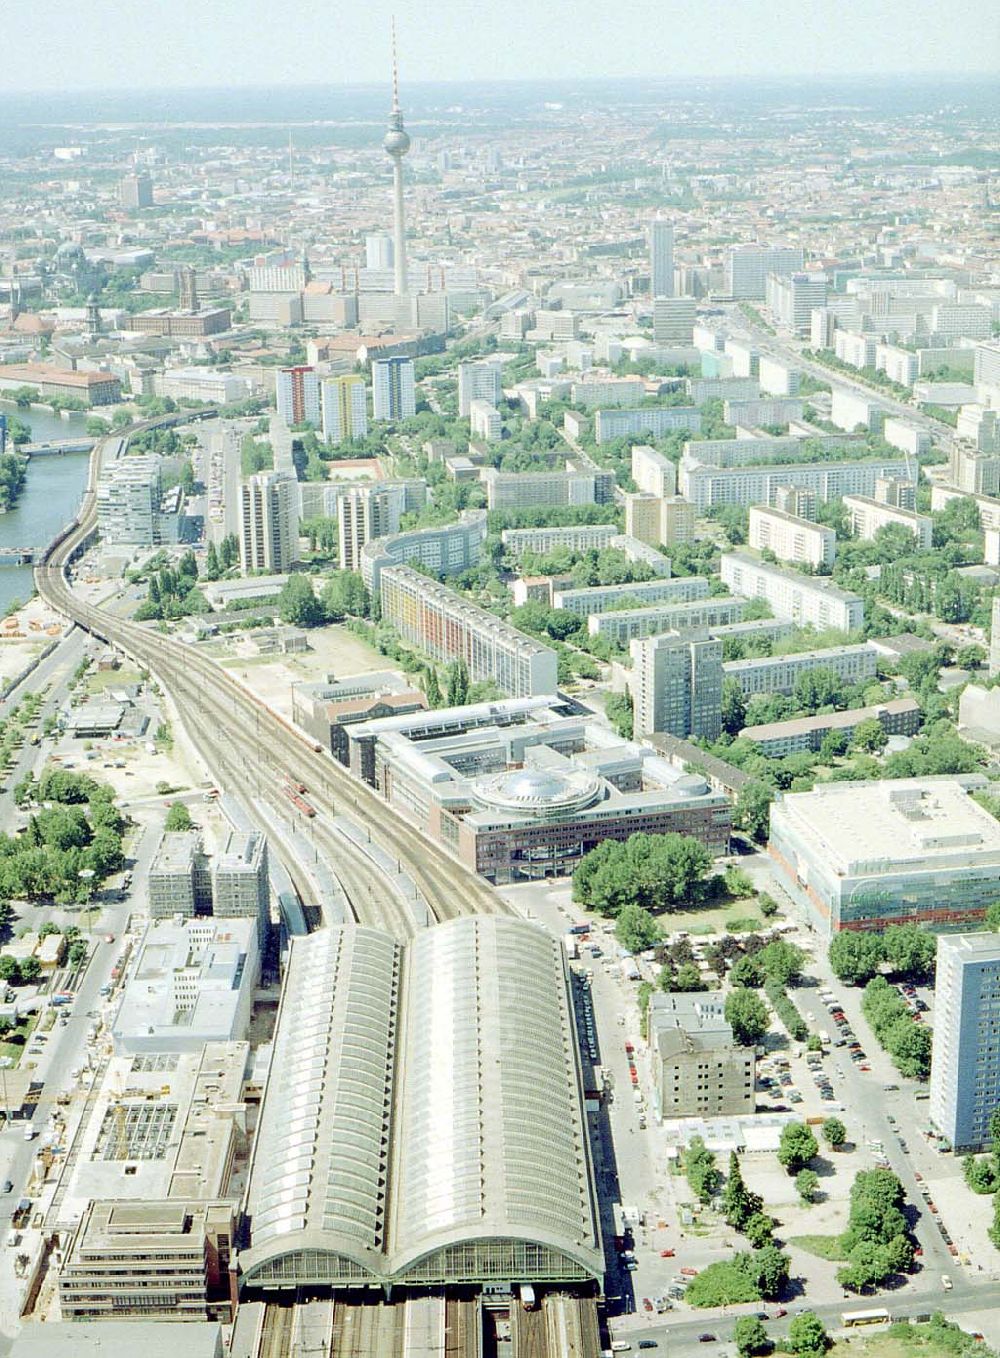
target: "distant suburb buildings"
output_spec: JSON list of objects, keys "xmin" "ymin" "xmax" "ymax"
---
[
  {"xmin": 930, "ymin": 933, "xmax": 1000, "ymax": 1153},
  {"xmin": 769, "ymin": 777, "xmax": 1000, "ymax": 934}
]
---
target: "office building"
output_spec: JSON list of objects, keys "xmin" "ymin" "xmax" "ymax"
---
[
  {"xmin": 372, "ymin": 356, "xmax": 416, "ymax": 420},
  {"xmin": 122, "ymin": 307, "xmax": 231, "ymax": 339},
  {"xmin": 483, "ymin": 467, "xmax": 615, "ymax": 510},
  {"xmin": 96, "ymin": 456, "xmax": 162, "ymax": 546},
  {"xmin": 338, "ymin": 482, "xmax": 406, "ymax": 573},
  {"xmin": 766, "ymin": 272, "xmax": 828, "ymax": 335},
  {"xmin": 930, "ymin": 933, "xmax": 1000, "ymax": 1153},
  {"xmin": 588, "ymin": 595, "xmax": 743, "ymax": 644},
  {"xmin": 212, "ymin": 831, "xmax": 269, "ymax": 938},
  {"xmin": 723, "ymin": 643, "xmax": 878, "ymax": 697},
  {"xmin": 119, "ymin": 171, "xmax": 154, "ymax": 209},
  {"xmin": 59, "ymin": 1200, "xmax": 234, "ymax": 1324},
  {"xmin": 469, "ymin": 398, "xmax": 502, "ymax": 441},
  {"xmin": 769, "ymin": 776, "xmax": 1000, "ymax": 934},
  {"xmin": 554, "ymin": 576, "xmax": 708, "ymax": 617},
  {"xmin": 632, "ymin": 443, "xmax": 677, "ymax": 498},
  {"xmin": 649, "ymin": 219, "xmax": 675, "ymax": 297},
  {"xmin": 292, "ymin": 673, "xmax": 426, "ymax": 763},
  {"xmin": 345, "ymin": 699, "xmax": 732, "ymax": 879},
  {"xmin": 379, "ymin": 564, "xmax": 558, "ymax": 696},
  {"xmin": 458, "ymin": 359, "xmax": 503, "ymax": 416},
  {"xmin": 276, "ymin": 366, "xmax": 321, "ymax": 427},
  {"xmin": 725, "ymin": 243, "xmax": 804, "ymax": 300},
  {"xmin": 148, "ymin": 831, "xmax": 210, "ymax": 919},
  {"xmin": 932, "ymin": 304, "xmax": 992, "ymax": 340},
  {"xmin": 154, "ymin": 368, "xmax": 251, "ymax": 406},
  {"xmin": 843, "ymin": 495, "xmax": 933, "ymax": 551},
  {"xmin": 320, "ymin": 374, "xmax": 368, "ymax": 445},
  {"xmin": 360, "ymin": 509, "xmax": 488, "ymax": 594},
  {"xmin": 111, "ymin": 917, "xmax": 259, "ymax": 1055},
  {"xmin": 595, "ymin": 406, "xmax": 702, "ymax": 444},
  {"xmin": 239, "ymin": 471, "xmax": 299, "ymax": 573},
  {"xmin": 748, "ymin": 505, "xmax": 836, "ymax": 568},
  {"xmin": 742, "ymin": 697, "xmax": 921, "ymax": 758},
  {"xmin": 147, "ymin": 828, "xmax": 267, "ymax": 937},
  {"xmin": 631, "ymin": 630, "xmax": 723, "ymax": 741},
  {"xmin": 720, "ymin": 552, "xmax": 864, "ymax": 631},
  {"xmin": 649, "ymin": 993, "xmax": 755, "ymax": 1120},
  {"xmin": 653, "ymin": 296, "xmax": 695, "ymax": 345},
  {"xmin": 0, "ymin": 362, "xmax": 121, "ymax": 407}
]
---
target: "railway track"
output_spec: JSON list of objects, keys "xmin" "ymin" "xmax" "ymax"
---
[{"xmin": 34, "ymin": 450, "xmax": 512, "ymax": 934}]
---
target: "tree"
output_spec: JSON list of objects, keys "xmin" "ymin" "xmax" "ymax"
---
[
  {"xmin": 795, "ymin": 1168, "xmax": 820, "ymax": 1203},
  {"xmin": 277, "ymin": 574, "xmax": 324, "ymax": 627},
  {"xmin": 787, "ymin": 1313, "xmax": 828, "ymax": 1355},
  {"xmin": 164, "ymin": 803, "xmax": 193, "ymax": 832},
  {"xmin": 882, "ymin": 923, "xmax": 936, "ymax": 980},
  {"xmin": 743, "ymin": 1211, "xmax": 777, "ymax": 1248},
  {"xmin": 733, "ymin": 1317, "xmax": 770, "ymax": 1357},
  {"xmin": 956, "ymin": 643, "xmax": 986, "ymax": 670},
  {"xmin": 745, "ymin": 1243, "xmax": 790, "ymax": 1300},
  {"xmin": 18, "ymin": 956, "xmax": 40, "ymax": 984},
  {"xmin": 851, "ymin": 718, "xmax": 887, "ymax": 753},
  {"xmin": 572, "ymin": 832, "xmax": 712, "ymax": 916},
  {"xmin": 446, "ymin": 658, "xmax": 470, "ymax": 706},
  {"xmin": 735, "ymin": 780, "xmax": 775, "ymax": 843},
  {"xmin": 777, "ymin": 1122, "xmax": 818, "ymax": 1174},
  {"xmin": 885, "ymin": 1018, "xmax": 933, "ymax": 1080},
  {"xmin": 721, "ymin": 678, "xmax": 747, "ymax": 736},
  {"xmin": 685, "ymin": 1259, "xmax": 760, "ymax": 1307},
  {"xmin": 729, "ymin": 955, "xmax": 764, "ymax": 988},
  {"xmin": 684, "ymin": 1136, "xmax": 722, "ymax": 1204},
  {"xmin": 758, "ymin": 893, "xmax": 779, "ymax": 918},
  {"xmin": 322, "ymin": 570, "xmax": 370, "ymax": 619},
  {"xmin": 985, "ymin": 901, "xmax": 1000, "ymax": 932},
  {"xmin": 424, "ymin": 668, "xmax": 442, "ymax": 708},
  {"xmin": 204, "ymin": 541, "xmax": 221, "ymax": 581},
  {"xmin": 822, "ymin": 1117, "xmax": 847, "ymax": 1150},
  {"xmin": 614, "ymin": 904, "xmax": 662, "ymax": 953},
  {"xmin": 723, "ymin": 1152, "xmax": 762, "ymax": 1229},
  {"xmin": 725, "ymin": 988, "xmax": 769, "ymax": 1047},
  {"xmin": 756, "ymin": 939, "xmax": 805, "ymax": 986},
  {"xmin": 828, "ymin": 931, "xmax": 884, "ymax": 985}
]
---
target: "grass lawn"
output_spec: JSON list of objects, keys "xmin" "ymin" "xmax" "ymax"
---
[
  {"xmin": 654, "ymin": 900, "xmax": 772, "ymax": 935},
  {"xmin": 85, "ymin": 667, "xmax": 143, "ymax": 694},
  {"xmin": 788, "ymin": 1233, "xmax": 848, "ymax": 1261},
  {"xmin": 0, "ymin": 1013, "xmax": 37, "ymax": 1066},
  {"xmin": 827, "ymin": 1322, "xmax": 990, "ymax": 1358}
]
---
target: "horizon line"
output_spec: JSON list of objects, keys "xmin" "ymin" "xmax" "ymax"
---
[{"xmin": 3, "ymin": 68, "xmax": 1000, "ymax": 101}]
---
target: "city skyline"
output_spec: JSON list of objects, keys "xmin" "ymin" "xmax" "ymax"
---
[{"xmin": 2, "ymin": 0, "xmax": 998, "ymax": 92}]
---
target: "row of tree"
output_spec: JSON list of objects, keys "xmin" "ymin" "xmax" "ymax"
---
[
  {"xmin": 828, "ymin": 923, "xmax": 937, "ymax": 985},
  {"xmin": 860, "ymin": 977, "xmax": 933, "ymax": 1080}
]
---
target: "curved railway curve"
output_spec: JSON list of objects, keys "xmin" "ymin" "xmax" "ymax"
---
[{"xmin": 34, "ymin": 431, "xmax": 510, "ymax": 935}]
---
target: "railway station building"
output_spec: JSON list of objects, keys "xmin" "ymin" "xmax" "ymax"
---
[{"xmin": 237, "ymin": 919, "xmax": 604, "ymax": 1297}]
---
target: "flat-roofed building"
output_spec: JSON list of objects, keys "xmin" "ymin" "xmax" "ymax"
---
[
  {"xmin": 680, "ymin": 446, "xmax": 912, "ymax": 511},
  {"xmin": 483, "ymin": 467, "xmax": 615, "ymax": 509},
  {"xmin": 238, "ymin": 920, "xmax": 604, "ymax": 1294},
  {"xmin": 723, "ymin": 643, "xmax": 877, "ymax": 697},
  {"xmin": 501, "ymin": 524, "xmax": 618, "ymax": 557},
  {"xmin": 239, "ymin": 471, "xmax": 299, "ymax": 574},
  {"xmin": 292, "ymin": 674, "xmax": 426, "ymax": 763},
  {"xmin": 649, "ymin": 992, "xmax": 755, "ymax": 1120},
  {"xmin": 741, "ymin": 697, "xmax": 920, "ymax": 758},
  {"xmin": 0, "ymin": 362, "xmax": 121, "ymax": 406},
  {"xmin": 338, "ymin": 482, "xmax": 405, "ymax": 573},
  {"xmin": 843, "ymin": 494, "xmax": 933, "ymax": 551},
  {"xmin": 554, "ymin": 576, "xmax": 708, "ymax": 617},
  {"xmin": 457, "ymin": 358, "xmax": 503, "ymax": 415},
  {"xmin": 720, "ymin": 551, "xmax": 864, "ymax": 631},
  {"xmin": 930, "ymin": 933, "xmax": 1000, "ymax": 1153},
  {"xmin": 631, "ymin": 630, "xmax": 723, "ymax": 741},
  {"xmin": 588, "ymin": 595, "xmax": 744, "ymax": 643},
  {"xmin": 148, "ymin": 831, "xmax": 211, "ymax": 919},
  {"xmin": 123, "ymin": 308, "xmax": 231, "ymax": 339},
  {"xmin": 652, "ymin": 296, "xmax": 695, "ymax": 345},
  {"xmin": 360, "ymin": 509, "xmax": 487, "ymax": 594},
  {"xmin": 831, "ymin": 388, "xmax": 886, "ymax": 433},
  {"xmin": 769, "ymin": 776, "xmax": 1000, "ymax": 934},
  {"xmin": 632, "ymin": 444, "xmax": 677, "ymax": 498},
  {"xmin": 950, "ymin": 438, "xmax": 1000, "ymax": 494},
  {"xmin": 723, "ymin": 396, "xmax": 804, "ymax": 428},
  {"xmin": 595, "ymin": 406, "xmax": 701, "ymax": 444},
  {"xmin": 469, "ymin": 398, "xmax": 502, "ymax": 441},
  {"xmin": 212, "ymin": 831, "xmax": 268, "ymax": 941},
  {"xmin": 748, "ymin": 505, "xmax": 835, "ymax": 568},
  {"xmin": 59, "ymin": 1200, "xmax": 235, "ymax": 1324},
  {"xmin": 380, "ymin": 564, "xmax": 558, "ymax": 696},
  {"xmin": 320, "ymin": 374, "xmax": 368, "ymax": 445}
]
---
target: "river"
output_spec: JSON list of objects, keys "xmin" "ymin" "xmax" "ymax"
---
[{"xmin": 0, "ymin": 403, "xmax": 91, "ymax": 615}]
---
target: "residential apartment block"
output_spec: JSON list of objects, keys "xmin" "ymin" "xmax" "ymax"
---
[
  {"xmin": 500, "ymin": 524, "xmax": 618, "ymax": 557},
  {"xmin": 843, "ymin": 494, "xmax": 933, "ymax": 551},
  {"xmin": 930, "ymin": 933, "xmax": 1000, "ymax": 1153},
  {"xmin": 680, "ymin": 448, "xmax": 912, "ymax": 511},
  {"xmin": 338, "ymin": 483, "xmax": 406, "ymax": 573},
  {"xmin": 360, "ymin": 509, "xmax": 488, "ymax": 594},
  {"xmin": 553, "ymin": 576, "xmax": 708, "ymax": 617},
  {"xmin": 372, "ymin": 356, "xmax": 416, "ymax": 420},
  {"xmin": 595, "ymin": 406, "xmax": 702, "ymax": 444},
  {"xmin": 457, "ymin": 358, "xmax": 503, "ymax": 415},
  {"xmin": 741, "ymin": 697, "xmax": 920, "ymax": 758},
  {"xmin": 748, "ymin": 505, "xmax": 836, "ymax": 568},
  {"xmin": 588, "ymin": 595, "xmax": 744, "ymax": 643},
  {"xmin": 723, "ymin": 397, "xmax": 804, "ymax": 428},
  {"xmin": 483, "ymin": 467, "xmax": 615, "ymax": 510},
  {"xmin": 632, "ymin": 444, "xmax": 677, "ymax": 498},
  {"xmin": 722, "ymin": 643, "xmax": 878, "ymax": 697},
  {"xmin": 320, "ymin": 374, "xmax": 368, "ymax": 445},
  {"xmin": 630, "ymin": 630, "xmax": 723, "ymax": 741},
  {"xmin": 239, "ymin": 471, "xmax": 299, "ymax": 573},
  {"xmin": 720, "ymin": 551, "xmax": 864, "ymax": 631},
  {"xmin": 379, "ymin": 564, "xmax": 558, "ymax": 696},
  {"xmin": 276, "ymin": 365, "xmax": 320, "ymax": 426}
]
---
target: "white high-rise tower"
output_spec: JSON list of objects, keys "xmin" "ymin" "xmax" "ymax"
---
[{"xmin": 383, "ymin": 22, "xmax": 411, "ymax": 298}]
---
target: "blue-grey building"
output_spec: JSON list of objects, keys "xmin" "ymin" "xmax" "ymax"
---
[{"xmin": 930, "ymin": 933, "xmax": 1000, "ymax": 1152}]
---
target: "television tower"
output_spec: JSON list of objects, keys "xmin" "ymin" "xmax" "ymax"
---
[{"xmin": 383, "ymin": 19, "xmax": 410, "ymax": 297}]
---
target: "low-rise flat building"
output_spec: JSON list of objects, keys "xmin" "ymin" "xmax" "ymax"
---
[
  {"xmin": 769, "ymin": 775, "xmax": 1000, "ymax": 934},
  {"xmin": 553, "ymin": 576, "xmax": 708, "ymax": 617},
  {"xmin": 291, "ymin": 674, "xmax": 426, "ymax": 763},
  {"xmin": 122, "ymin": 308, "xmax": 231, "ymax": 339},
  {"xmin": 723, "ymin": 396, "xmax": 804, "ymax": 428},
  {"xmin": 720, "ymin": 551, "xmax": 864, "ymax": 631},
  {"xmin": 748, "ymin": 505, "xmax": 835, "ymax": 568},
  {"xmin": 741, "ymin": 697, "xmax": 920, "ymax": 758},
  {"xmin": 649, "ymin": 992, "xmax": 755, "ymax": 1121},
  {"xmin": 588, "ymin": 595, "xmax": 744, "ymax": 643}
]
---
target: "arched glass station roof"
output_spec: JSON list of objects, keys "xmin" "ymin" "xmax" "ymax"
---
[{"xmin": 238, "ymin": 918, "xmax": 602, "ymax": 1293}]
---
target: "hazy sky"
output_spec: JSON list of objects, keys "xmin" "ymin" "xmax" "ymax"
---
[{"xmin": 3, "ymin": 0, "xmax": 998, "ymax": 93}]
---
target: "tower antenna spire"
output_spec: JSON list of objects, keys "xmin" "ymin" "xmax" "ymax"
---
[{"xmin": 391, "ymin": 16, "xmax": 401, "ymax": 113}]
